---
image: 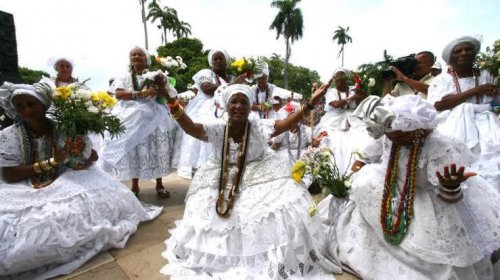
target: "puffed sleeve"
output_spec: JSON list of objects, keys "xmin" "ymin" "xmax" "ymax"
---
[{"xmin": 427, "ymin": 73, "xmax": 456, "ymax": 105}]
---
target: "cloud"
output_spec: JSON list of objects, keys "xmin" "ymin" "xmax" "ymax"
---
[{"xmin": 1, "ymin": 0, "xmax": 498, "ymax": 91}]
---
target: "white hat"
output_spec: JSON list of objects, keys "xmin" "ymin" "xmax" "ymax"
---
[
  {"xmin": 254, "ymin": 61, "xmax": 270, "ymax": 79},
  {"xmin": 442, "ymin": 36, "xmax": 480, "ymax": 64},
  {"xmin": 431, "ymin": 61, "xmax": 442, "ymax": 70}
]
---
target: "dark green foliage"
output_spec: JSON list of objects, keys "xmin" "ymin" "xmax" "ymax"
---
[
  {"xmin": 19, "ymin": 67, "xmax": 50, "ymax": 84},
  {"xmin": 151, "ymin": 37, "xmax": 208, "ymax": 92}
]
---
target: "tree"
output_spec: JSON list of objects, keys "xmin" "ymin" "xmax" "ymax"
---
[
  {"xmin": 139, "ymin": 0, "xmax": 149, "ymax": 50},
  {"xmin": 332, "ymin": 26, "xmax": 352, "ymax": 66},
  {"xmin": 18, "ymin": 67, "xmax": 49, "ymax": 84},
  {"xmin": 356, "ymin": 49, "xmax": 394, "ymax": 96},
  {"xmin": 147, "ymin": 1, "xmax": 181, "ymax": 45},
  {"xmin": 173, "ymin": 20, "xmax": 192, "ymax": 39},
  {"xmin": 269, "ymin": 0, "xmax": 303, "ymax": 89}
]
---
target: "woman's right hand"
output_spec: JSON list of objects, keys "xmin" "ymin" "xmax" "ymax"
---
[{"xmin": 477, "ymin": 83, "xmax": 499, "ymax": 97}]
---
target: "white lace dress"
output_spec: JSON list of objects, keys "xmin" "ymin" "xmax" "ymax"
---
[
  {"xmin": 176, "ymin": 69, "xmax": 231, "ymax": 179},
  {"xmin": 328, "ymin": 133, "xmax": 500, "ymax": 280},
  {"xmin": 428, "ymin": 70, "xmax": 500, "ymax": 189},
  {"xmin": 0, "ymin": 125, "xmax": 161, "ymax": 280},
  {"xmin": 98, "ymin": 72, "xmax": 176, "ymax": 180},
  {"xmin": 161, "ymin": 119, "xmax": 340, "ymax": 279},
  {"xmin": 314, "ymin": 88, "xmax": 371, "ymax": 174}
]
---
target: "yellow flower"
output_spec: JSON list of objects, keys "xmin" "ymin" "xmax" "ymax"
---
[
  {"xmin": 308, "ymin": 202, "xmax": 317, "ymax": 217},
  {"xmin": 91, "ymin": 91, "xmax": 117, "ymax": 108},
  {"xmin": 291, "ymin": 161, "xmax": 306, "ymax": 182},
  {"xmin": 54, "ymin": 86, "xmax": 73, "ymax": 100}
]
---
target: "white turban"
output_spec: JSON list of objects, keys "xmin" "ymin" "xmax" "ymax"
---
[
  {"xmin": 333, "ymin": 67, "xmax": 349, "ymax": 76},
  {"xmin": 208, "ymin": 49, "xmax": 231, "ymax": 67},
  {"xmin": 131, "ymin": 46, "xmax": 152, "ymax": 66},
  {"xmin": 48, "ymin": 56, "xmax": 75, "ymax": 71},
  {"xmin": 352, "ymin": 95, "xmax": 437, "ymax": 139},
  {"xmin": 254, "ymin": 61, "xmax": 270, "ymax": 79},
  {"xmin": 221, "ymin": 84, "xmax": 253, "ymax": 108},
  {"xmin": 442, "ymin": 36, "xmax": 480, "ymax": 64},
  {"xmin": 0, "ymin": 82, "xmax": 53, "ymax": 119}
]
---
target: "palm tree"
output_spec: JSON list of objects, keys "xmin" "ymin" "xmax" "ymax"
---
[
  {"xmin": 173, "ymin": 21, "xmax": 192, "ymax": 39},
  {"xmin": 269, "ymin": 0, "xmax": 303, "ymax": 89},
  {"xmin": 147, "ymin": 2, "xmax": 180, "ymax": 45},
  {"xmin": 139, "ymin": 0, "xmax": 149, "ymax": 50},
  {"xmin": 332, "ymin": 26, "xmax": 353, "ymax": 66}
]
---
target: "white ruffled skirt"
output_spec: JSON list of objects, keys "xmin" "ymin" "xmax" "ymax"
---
[
  {"xmin": 161, "ymin": 154, "xmax": 340, "ymax": 279},
  {"xmin": 328, "ymin": 164, "xmax": 500, "ymax": 280},
  {"xmin": 0, "ymin": 166, "xmax": 161, "ymax": 280}
]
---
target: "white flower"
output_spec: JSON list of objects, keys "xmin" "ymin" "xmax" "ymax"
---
[
  {"xmin": 180, "ymin": 62, "xmax": 187, "ymax": 69},
  {"xmin": 308, "ymin": 202, "xmax": 317, "ymax": 217},
  {"xmin": 85, "ymin": 101, "xmax": 93, "ymax": 108},
  {"xmin": 75, "ymin": 89, "xmax": 92, "ymax": 100},
  {"xmin": 87, "ymin": 106, "xmax": 99, "ymax": 113},
  {"xmin": 368, "ymin": 78, "xmax": 376, "ymax": 87},
  {"xmin": 0, "ymin": 115, "xmax": 5, "ymax": 122},
  {"xmin": 176, "ymin": 56, "xmax": 183, "ymax": 63},
  {"xmin": 343, "ymin": 179, "xmax": 352, "ymax": 188}
]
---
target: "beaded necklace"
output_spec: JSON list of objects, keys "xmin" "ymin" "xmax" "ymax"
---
[
  {"xmin": 380, "ymin": 130, "xmax": 425, "ymax": 245},
  {"xmin": 450, "ymin": 68, "xmax": 480, "ymax": 104},
  {"xmin": 55, "ymin": 77, "xmax": 77, "ymax": 87},
  {"xmin": 18, "ymin": 120, "xmax": 59, "ymax": 188},
  {"xmin": 255, "ymin": 85, "xmax": 270, "ymax": 118},
  {"xmin": 287, "ymin": 125, "xmax": 302, "ymax": 160},
  {"xmin": 216, "ymin": 120, "xmax": 250, "ymax": 218}
]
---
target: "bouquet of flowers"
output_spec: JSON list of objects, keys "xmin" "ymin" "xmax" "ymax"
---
[
  {"xmin": 48, "ymin": 79, "xmax": 124, "ymax": 139},
  {"xmin": 476, "ymin": 39, "xmax": 500, "ymax": 83},
  {"xmin": 230, "ymin": 57, "xmax": 255, "ymax": 77},
  {"xmin": 154, "ymin": 55, "xmax": 187, "ymax": 88},
  {"xmin": 291, "ymin": 147, "xmax": 353, "ymax": 198},
  {"xmin": 350, "ymin": 72, "xmax": 376, "ymax": 95}
]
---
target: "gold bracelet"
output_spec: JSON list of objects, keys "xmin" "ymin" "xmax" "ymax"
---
[
  {"xmin": 40, "ymin": 160, "xmax": 53, "ymax": 172},
  {"xmin": 170, "ymin": 106, "xmax": 184, "ymax": 120},
  {"xmin": 33, "ymin": 162, "xmax": 43, "ymax": 174},
  {"xmin": 49, "ymin": 157, "xmax": 58, "ymax": 167}
]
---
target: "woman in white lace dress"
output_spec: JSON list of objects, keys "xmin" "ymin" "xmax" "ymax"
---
[
  {"xmin": 160, "ymin": 82, "xmax": 340, "ymax": 279},
  {"xmin": 427, "ymin": 36, "xmax": 500, "ymax": 189},
  {"xmin": 327, "ymin": 95, "xmax": 500, "ymax": 280},
  {"xmin": 176, "ymin": 49, "xmax": 246, "ymax": 179},
  {"xmin": 314, "ymin": 68, "xmax": 370, "ymax": 174},
  {"xmin": 0, "ymin": 82, "xmax": 161, "ymax": 280},
  {"xmin": 99, "ymin": 47, "xmax": 176, "ymax": 197}
]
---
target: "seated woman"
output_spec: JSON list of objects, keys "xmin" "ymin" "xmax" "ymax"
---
[
  {"xmin": 327, "ymin": 95, "xmax": 500, "ymax": 279},
  {"xmin": 428, "ymin": 36, "xmax": 500, "ymax": 188},
  {"xmin": 0, "ymin": 82, "xmax": 160, "ymax": 279},
  {"xmin": 160, "ymin": 82, "xmax": 341, "ymax": 278}
]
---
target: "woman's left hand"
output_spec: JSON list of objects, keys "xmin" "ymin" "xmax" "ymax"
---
[
  {"xmin": 312, "ymin": 131, "xmax": 328, "ymax": 147},
  {"xmin": 436, "ymin": 163, "xmax": 476, "ymax": 189}
]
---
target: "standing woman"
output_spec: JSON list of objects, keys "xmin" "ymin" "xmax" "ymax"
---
[
  {"xmin": 176, "ymin": 49, "xmax": 244, "ymax": 179},
  {"xmin": 99, "ymin": 47, "xmax": 176, "ymax": 198},
  {"xmin": 50, "ymin": 57, "xmax": 78, "ymax": 86},
  {"xmin": 0, "ymin": 82, "xmax": 160, "ymax": 279},
  {"xmin": 314, "ymin": 68, "xmax": 369, "ymax": 173}
]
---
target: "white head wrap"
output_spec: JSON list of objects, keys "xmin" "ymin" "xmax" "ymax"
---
[
  {"xmin": 48, "ymin": 57, "xmax": 75, "ymax": 71},
  {"xmin": 130, "ymin": 46, "xmax": 152, "ymax": 66},
  {"xmin": 254, "ymin": 61, "xmax": 270, "ymax": 79},
  {"xmin": 221, "ymin": 84, "xmax": 253, "ymax": 108},
  {"xmin": 352, "ymin": 95, "xmax": 437, "ymax": 139},
  {"xmin": 333, "ymin": 67, "xmax": 349, "ymax": 76},
  {"xmin": 442, "ymin": 36, "xmax": 480, "ymax": 64},
  {"xmin": 208, "ymin": 49, "xmax": 231, "ymax": 67},
  {"xmin": 0, "ymin": 82, "xmax": 53, "ymax": 119}
]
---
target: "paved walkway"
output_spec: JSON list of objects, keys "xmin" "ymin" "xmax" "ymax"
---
[{"xmin": 54, "ymin": 173, "xmax": 358, "ymax": 280}]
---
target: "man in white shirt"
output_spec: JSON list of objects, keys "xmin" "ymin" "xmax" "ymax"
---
[{"xmin": 249, "ymin": 62, "xmax": 277, "ymax": 119}]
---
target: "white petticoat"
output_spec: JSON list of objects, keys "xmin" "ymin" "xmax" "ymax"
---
[
  {"xmin": 99, "ymin": 98, "xmax": 176, "ymax": 180},
  {"xmin": 0, "ymin": 166, "xmax": 161, "ymax": 280},
  {"xmin": 161, "ymin": 154, "xmax": 340, "ymax": 279}
]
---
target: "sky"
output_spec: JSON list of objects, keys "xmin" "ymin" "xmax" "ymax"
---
[{"xmin": 0, "ymin": 0, "xmax": 499, "ymax": 91}]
